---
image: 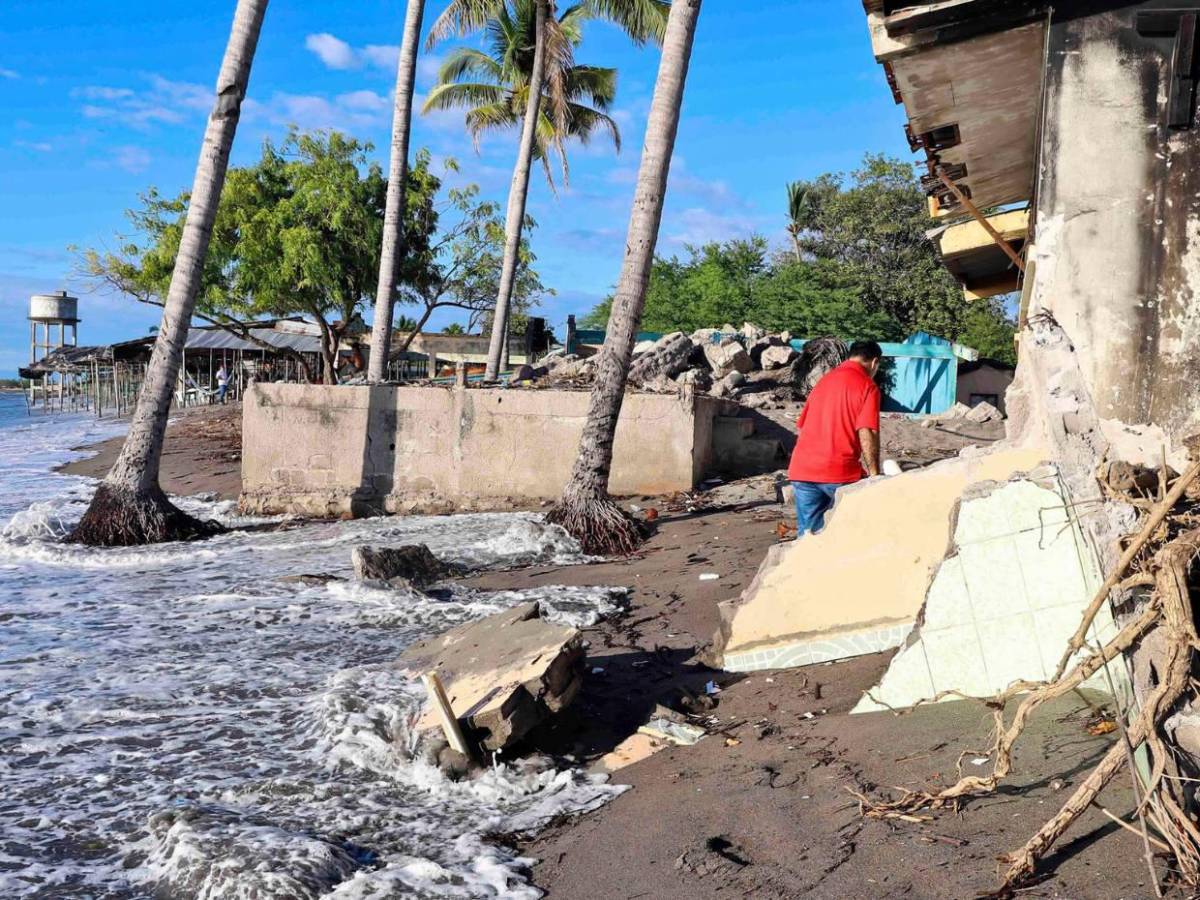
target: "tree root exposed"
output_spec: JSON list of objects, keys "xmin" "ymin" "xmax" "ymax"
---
[
  {"xmin": 853, "ymin": 461, "xmax": 1200, "ymax": 894},
  {"xmin": 545, "ymin": 493, "xmax": 645, "ymax": 557},
  {"xmin": 66, "ymin": 482, "xmax": 224, "ymax": 547}
]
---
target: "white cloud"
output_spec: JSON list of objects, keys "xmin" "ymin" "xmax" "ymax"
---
[
  {"xmin": 0, "ymin": 68, "xmax": 18, "ymax": 80},
  {"xmin": 74, "ymin": 76, "xmax": 210, "ymax": 130},
  {"xmin": 113, "ymin": 145, "xmax": 152, "ymax": 173},
  {"xmin": 14, "ymin": 139, "xmax": 53, "ymax": 153},
  {"xmin": 664, "ymin": 207, "xmax": 762, "ymax": 247},
  {"xmin": 305, "ymin": 33, "xmax": 359, "ymax": 70},
  {"xmin": 244, "ymin": 90, "xmax": 392, "ymax": 132},
  {"xmin": 363, "ymin": 44, "xmax": 399, "ymax": 71}
]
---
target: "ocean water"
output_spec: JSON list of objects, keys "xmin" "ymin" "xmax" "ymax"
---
[{"xmin": 0, "ymin": 393, "xmax": 627, "ymax": 899}]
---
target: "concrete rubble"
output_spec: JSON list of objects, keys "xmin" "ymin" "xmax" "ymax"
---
[
  {"xmin": 351, "ymin": 544, "xmax": 461, "ymax": 589},
  {"xmin": 397, "ymin": 601, "xmax": 585, "ymax": 755},
  {"xmin": 538, "ymin": 324, "xmax": 848, "ymax": 408}
]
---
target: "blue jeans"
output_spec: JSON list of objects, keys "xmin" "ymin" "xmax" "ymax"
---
[{"xmin": 792, "ymin": 481, "xmax": 842, "ymax": 535}]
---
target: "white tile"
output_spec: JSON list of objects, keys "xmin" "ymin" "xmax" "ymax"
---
[
  {"xmin": 922, "ymin": 625, "xmax": 993, "ymax": 698},
  {"xmin": 978, "ymin": 612, "xmax": 1047, "ymax": 689},
  {"xmin": 852, "ymin": 642, "xmax": 935, "ymax": 713},
  {"xmin": 921, "ymin": 556, "xmax": 974, "ymax": 630},
  {"xmin": 959, "ymin": 538, "xmax": 1029, "ymax": 622}
]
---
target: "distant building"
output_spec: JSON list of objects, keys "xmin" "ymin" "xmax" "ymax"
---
[{"xmin": 956, "ymin": 358, "xmax": 1015, "ymax": 415}]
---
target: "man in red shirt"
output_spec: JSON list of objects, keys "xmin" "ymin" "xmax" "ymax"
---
[{"xmin": 787, "ymin": 341, "xmax": 883, "ymax": 535}]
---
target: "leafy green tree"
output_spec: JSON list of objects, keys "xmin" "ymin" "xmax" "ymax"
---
[
  {"xmin": 788, "ymin": 153, "xmax": 966, "ymax": 338},
  {"xmin": 83, "ymin": 132, "xmax": 548, "ymax": 384},
  {"xmin": 957, "ymin": 295, "xmax": 1017, "ymax": 365},
  {"xmin": 441, "ymin": 322, "xmax": 466, "ymax": 334},
  {"xmin": 583, "ymin": 238, "xmax": 902, "ymax": 341}
]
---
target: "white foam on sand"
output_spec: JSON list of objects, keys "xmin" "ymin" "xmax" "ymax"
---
[{"xmin": 0, "ymin": 411, "xmax": 627, "ymax": 899}]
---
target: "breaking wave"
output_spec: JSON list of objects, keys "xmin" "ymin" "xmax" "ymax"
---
[{"xmin": 0, "ymin": 405, "xmax": 626, "ymax": 898}]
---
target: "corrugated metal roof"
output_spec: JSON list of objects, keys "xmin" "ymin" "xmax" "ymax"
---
[{"xmin": 183, "ymin": 327, "xmax": 324, "ymax": 354}]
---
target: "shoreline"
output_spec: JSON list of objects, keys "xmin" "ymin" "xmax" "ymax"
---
[{"xmin": 52, "ymin": 408, "xmax": 1148, "ymax": 897}]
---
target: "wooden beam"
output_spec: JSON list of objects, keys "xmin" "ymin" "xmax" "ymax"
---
[
  {"xmin": 936, "ymin": 171, "xmax": 1026, "ymax": 272},
  {"xmin": 422, "ymin": 672, "xmax": 474, "ymax": 757}
]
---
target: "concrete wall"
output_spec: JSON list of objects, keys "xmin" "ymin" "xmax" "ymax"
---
[
  {"xmin": 1033, "ymin": 6, "xmax": 1200, "ymax": 448},
  {"xmin": 240, "ymin": 383, "xmax": 717, "ymax": 516},
  {"xmin": 712, "ymin": 445, "xmax": 1049, "ymax": 673}
]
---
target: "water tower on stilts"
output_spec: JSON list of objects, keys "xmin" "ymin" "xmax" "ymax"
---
[{"xmin": 28, "ymin": 291, "xmax": 80, "ymax": 408}]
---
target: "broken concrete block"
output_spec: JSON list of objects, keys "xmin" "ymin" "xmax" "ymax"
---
[
  {"xmin": 704, "ymin": 338, "xmax": 752, "ymax": 379},
  {"xmin": 852, "ymin": 473, "xmax": 1109, "ymax": 713},
  {"xmin": 712, "ymin": 447, "xmax": 1051, "ymax": 673},
  {"xmin": 690, "ymin": 327, "xmax": 722, "ymax": 345},
  {"xmin": 632, "ymin": 339, "xmax": 658, "ymax": 356},
  {"xmin": 740, "ymin": 322, "xmax": 765, "ymax": 342},
  {"xmin": 709, "ymin": 371, "xmax": 747, "ymax": 399},
  {"xmin": 351, "ymin": 544, "xmax": 459, "ymax": 589},
  {"xmin": 936, "ymin": 402, "xmax": 974, "ymax": 421},
  {"xmin": 760, "ymin": 344, "xmax": 798, "ymax": 370},
  {"xmin": 628, "ymin": 332, "xmax": 695, "ymax": 386},
  {"xmin": 675, "ymin": 368, "xmax": 714, "ymax": 392},
  {"xmin": 965, "ymin": 401, "xmax": 1003, "ymax": 423},
  {"xmin": 397, "ymin": 602, "xmax": 585, "ymax": 752}
]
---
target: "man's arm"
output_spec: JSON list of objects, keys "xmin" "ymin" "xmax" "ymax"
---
[{"xmin": 858, "ymin": 427, "xmax": 881, "ymax": 477}]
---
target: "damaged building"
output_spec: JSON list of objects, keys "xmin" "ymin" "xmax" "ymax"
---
[{"xmin": 714, "ymin": 0, "xmax": 1200, "ymax": 713}]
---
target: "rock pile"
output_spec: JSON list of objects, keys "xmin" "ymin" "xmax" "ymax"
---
[{"xmin": 539, "ymin": 324, "xmax": 849, "ymax": 408}]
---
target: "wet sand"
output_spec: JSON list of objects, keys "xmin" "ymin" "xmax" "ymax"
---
[
  {"xmin": 60, "ymin": 407, "xmax": 1150, "ymax": 897},
  {"xmin": 58, "ymin": 403, "xmax": 242, "ymax": 500}
]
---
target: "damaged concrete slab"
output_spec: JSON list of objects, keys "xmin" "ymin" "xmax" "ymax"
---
[
  {"xmin": 712, "ymin": 446, "xmax": 1048, "ymax": 673},
  {"xmin": 852, "ymin": 469, "xmax": 1117, "ymax": 713},
  {"xmin": 397, "ymin": 602, "xmax": 584, "ymax": 752}
]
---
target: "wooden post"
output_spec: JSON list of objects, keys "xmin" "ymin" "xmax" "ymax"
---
[
  {"xmin": 937, "ymin": 171, "xmax": 1026, "ymax": 273},
  {"xmin": 421, "ymin": 672, "xmax": 473, "ymax": 757}
]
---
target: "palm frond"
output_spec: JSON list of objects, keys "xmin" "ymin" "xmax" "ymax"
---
[
  {"xmin": 437, "ymin": 47, "xmax": 505, "ymax": 85},
  {"xmin": 427, "ymin": 0, "xmax": 506, "ymax": 47},
  {"xmin": 563, "ymin": 0, "xmax": 670, "ymax": 46},
  {"xmin": 422, "ymin": 82, "xmax": 508, "ymax": 114},
  {"xmin": 564, "ymin": 65, "xmax": 617, "ymax": 109}
]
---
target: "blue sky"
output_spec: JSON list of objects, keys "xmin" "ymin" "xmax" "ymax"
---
[{"xmin": 0, "ymin": 0, "xmax": 910, "ymax": 377}]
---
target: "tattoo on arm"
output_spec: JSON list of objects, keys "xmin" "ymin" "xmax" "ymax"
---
[{"xmin": 859, "ymin": 428, "xmax": 881, "ymax": 477}]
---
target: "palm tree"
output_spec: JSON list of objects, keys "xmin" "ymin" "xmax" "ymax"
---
[
  {"xmin": 547, "ymin": 0, "xmax": 702, "ymax": 555},
  {"xmin": 424, "ymin": 2, "xmax": 622, "ymax": 189},
  {"xmin": 786, "ymin": 181, "xmax": 810, "ymax": 262},
  {"xmin": 442, "ymin": 322, "xmax": 466, "ymax": 334},
  {"xmin": 68, "ymin": 0, "xmax": 269, "ymax": 547},
  {"xmin": 368, "ymin": 0, "xmax": 426, "ymax": 383},
  {"xmin": 428, "ymin": 0, "xmax": 669, "ymax": 381}
]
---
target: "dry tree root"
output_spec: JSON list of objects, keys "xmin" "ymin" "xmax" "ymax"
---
[
  {"xmin": 545, "ymin": 493, "xmax": 645, "ymax": 557},
  {"xmin": 854, "ymin": 463, "xmax": 1200, "ymax": 892},
  {"xmin": 66, "ymin": 482, "xmax": 224, "ymax": 547},
  {"xmin": 1000, "ymin": 528, "xmax": 1200, "ymax": 889}
]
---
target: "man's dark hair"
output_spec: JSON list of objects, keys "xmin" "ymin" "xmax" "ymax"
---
[{"xmin": 848, "ymin": 340, "xmax": 883, "ymax": 362}]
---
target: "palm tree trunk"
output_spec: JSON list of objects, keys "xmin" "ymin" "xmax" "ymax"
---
[
  {"xmin": 67, "ymin": 0, "xmax": 268, "ymax": 547},
  {"xmin": 483, "ymin": 0, "xmax": 548, "ymax": 381},
  {"xmin": 368, "ymin": 0, "xmax": 425, "ymax": 383},
  {"xmin": 547, "ymin": 0, "xmax": 702, "ymax": 556}
]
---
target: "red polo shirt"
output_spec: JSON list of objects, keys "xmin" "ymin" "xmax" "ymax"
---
[{"xmin": 787, "ymin": 360, "xmax": 881, "ymax": 484}]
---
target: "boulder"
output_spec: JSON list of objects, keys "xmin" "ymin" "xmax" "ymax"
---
[
  {"xmin": 691, "ymin": 327, "xmax": 723, "ymax": 346},
  {"xmin": 704, "ymin": 338, "xmax": 752, "ymax": 379},
  {"xmin": 628, "ymin": 332, "xmax": 695, "ymax": 386},
  {"xmin": 351, "ymin": 544, "xmax": 460, "ymax": 589},
  {"xmin": 760, "ymin": 344, "xmax": 798, "ymax": 370},
  {"xmin": 397, "ymin": 602, "xmax": 585, "ymax": 752},
  {"xmin": 632, "ymin": 338, "xmax": 658, "ymax": 356}
]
